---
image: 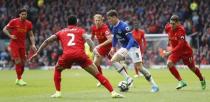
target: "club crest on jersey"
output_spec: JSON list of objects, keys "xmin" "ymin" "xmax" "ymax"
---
[{"xmin": 117, "ymin": 30, "xmax": 122, "ymax": 34}]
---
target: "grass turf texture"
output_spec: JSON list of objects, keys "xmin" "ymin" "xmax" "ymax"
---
[{"xmin": 0, "ymin": 69, "xmax": 209, "ymax": 102}]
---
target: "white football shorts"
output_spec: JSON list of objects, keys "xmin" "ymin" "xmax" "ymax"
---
[{"xmin": 127, "ymin": 47, "xmax": 142, "ymax": 63}]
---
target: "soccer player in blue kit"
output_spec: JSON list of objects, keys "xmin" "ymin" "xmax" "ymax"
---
[{"xmin": 107, "ymin": 10, "xmax": 159, "ymax": 92}]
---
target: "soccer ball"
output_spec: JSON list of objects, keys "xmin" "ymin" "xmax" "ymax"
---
[{"xmin": 118, "ymin": 81, "xmax": 129, "ymax": 92}]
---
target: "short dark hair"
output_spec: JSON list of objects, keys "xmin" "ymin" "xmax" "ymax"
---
[
  {"xmin": 68, "ymin": 15, "xmax": 77, "ymax": 25},
  {"xmin": 18, "ymin": 8, "xmax": 27, "ymax": 14},
  {"xmin": 170, "ymin": 15, "xmax": 179, "ymax": 22},
  {"xmin": 106, "ymin": 10, "xmax": 118, "ymax": 17}
]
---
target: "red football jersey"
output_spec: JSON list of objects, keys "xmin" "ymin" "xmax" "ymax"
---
[
  {"xmin": 91, "ymin": 24, "xmax": 111, "ymax": 44},
  {"xmin": 6, "ymin": 18, "xmax": 32, "ymax": 48},
  {"xmin": 132, "ymin": 29, "xmax": 147, "ymax": 52},
  {"xmin": 56, "ymin": 25, "xmax": 86, "ymax": 54},
  {"xmin": 165, "ymin": 23, "xmax": 192, "ymax": 54}
]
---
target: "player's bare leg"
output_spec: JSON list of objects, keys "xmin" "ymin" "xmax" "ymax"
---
[
  {"xmin": 167, "ymin": 61, "xmax": 187, "ymax": 90},
  {"xmin": 134, "ymin": 66, "xmax": 140, "ymax": 77},
  {"xmin": 111, "ymin": 53, "xmax": 133, "ymax": 88},
  {"xmin": 94, "ymin": 54, "xmax": 103, "ymax": 74},
  {"xmin": 135, "ymin": 62, "xmax": 159, "ymax": 92},
  {"xmin": 83, "ymin": 63, "xmax": 124, "ymax": 98},
  {"xmin": 15, "ymin": 59, "xmax": 26, "ymax": 86},
  {"xmin": 134, "ymin": 65, "xmax": 144, "ymax": 78},
  {"xmin": 134, "ymin": 66, "xmax": 143, "ymax": 78},
  {"xmin": 93, "ymin": 54, "xmax": 103, "ymax": 87},
  {"xmin": 51, "ymin": 66, "xmax": 63, "ymax": 98}
]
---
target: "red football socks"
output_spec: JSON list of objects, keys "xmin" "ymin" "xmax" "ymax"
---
[
  {"xmin": 95, "ymin": 73, "xmax": 113, "ymax": 92},
  {"xmin": 97, "ymin": 65, "xmax": 103, "ymax": 74},
  {"xmin": 54, "ymin": 69, "xmax": 62, "ymax": 91},
  {"xmin": 192, "ymin": 67, "xmax": 204, "ymax": 81},
  {"xmin": 15, "ymin": 64, "xmax": 24, "ymax": 80},
  {"xmin": 169, "ymin": 66, "xmax": 182, "ymax": 81}
]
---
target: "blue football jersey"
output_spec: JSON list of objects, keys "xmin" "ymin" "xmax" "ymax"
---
[{"xmin": 110, "ymin": 21, "xmax": 139, "ymax": 50}]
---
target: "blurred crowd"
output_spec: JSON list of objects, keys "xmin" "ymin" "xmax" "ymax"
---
[{"xmin": 0, "ymin": 0, "xmax": 210, "ymax": 68}]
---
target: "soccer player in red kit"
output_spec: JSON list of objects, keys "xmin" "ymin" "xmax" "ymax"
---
[
  {"xmin": 132, "ymin": 23, "xmax": 147, "ymax": 78},
  {"xmin": 30, "ymin": 16, "xmax": 124, "ymax": 98},
  {"xmin": 3, "ymin": 8, "xmax": 37, "ymax": 86},
  {"xmin": 163, "ymin": 15, "xmax": 206, "ymax": 90},
  {"xmin": 91, "ymin": 14, "xmax": 133, "ymax": 87}
]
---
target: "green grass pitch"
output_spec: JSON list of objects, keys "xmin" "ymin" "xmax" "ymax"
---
[{"xmin": 0, "ymin": 69, "xmax": 209, "ymax": 102}]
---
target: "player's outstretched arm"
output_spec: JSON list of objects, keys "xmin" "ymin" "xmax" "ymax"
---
[
  {"xmin": 30, "ymin": 35, "xmax": 57, "ymax": 61},
  {"xmin": 97, "ymin": 35, "xmax": 112, "ymax": 48},
  {"xmin": 163, "ymin": 39, "xmax": 185, "ymax": 57},
  {"xmin": 83, "ymin": 34, "xmax": 94, "ymax": 52},
  {"xmin": 28, "ymin": 30, "xmax": 37, "ymax": 51},
  {"xmin": 109, "ymin": 47, "xmax": 116, "ymax": 56},
  {"xmin": 37, "ymin": 35, "xmax": 57, "ymax": 54}
]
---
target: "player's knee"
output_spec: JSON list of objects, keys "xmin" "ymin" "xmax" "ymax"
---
[
  {"xmin": 111, "ymin": 54, "xmax": 123, "ymax": 63},
  {"xmin": 94, "ymin": 59, "xmax": 100, "ymax": 66},
  {"xmin": 134, "ymin": 62, "xmax": 143, "ymax": 70},
  {"xmin": 167, "ymin": 61, "xmax": 174, "ymax": 68},
  {"xmin": 55, "ymin": 66, "xmax": 64, "ymax": 71},
  {"xmin": 14, "ymin": 59, "xmax": 21, "ymax": 64},
  {"xmin": 85, "ymin": 64, "xmax": 100, "ymax": 76},
  {"xmin": 94, "ymin": 62, "xmax": 100, "ymax": 67},
  {"xmin": 189, "ymin": 66, "xmax": 196, "ymax": 72},
  {"xmin": 110, "ymin": 57, "xmax": 117, "ymax": 63}
]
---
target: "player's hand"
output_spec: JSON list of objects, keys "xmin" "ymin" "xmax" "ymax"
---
[
  {"xmin": 9, "ymin": 35, "xmax": 17, "ymax": 39},
  {"xmin": 159, "ymin": 48, "xmax": 164, "ymax": 57},
  {"xmin": 30, "ymin": 45, "xmax": 37, "ymax": 52},
  {"xmin": 163, "ymin": 50, "xmax": 171, "ymax": 57},
  {"xmin": 93, "ymin": 45, "xmax": 101, "ymax": 54},
  {"xmin": 109, "ymin": 47, "xmax": 116, "ymax": 56}
]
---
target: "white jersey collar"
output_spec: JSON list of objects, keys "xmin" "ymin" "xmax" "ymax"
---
[{"xmin": 114, "ymin": 20, "xmax": 120, "ymax": 27}]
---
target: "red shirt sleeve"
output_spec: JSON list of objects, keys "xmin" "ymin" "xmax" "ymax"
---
[
  {"xmin": 6, "ymin": 19, "xmax": 16, "ymax": 29},
  {"xmin": 165, "ymin": 23, "xmax": 171, "ymax": 34},
  {"xmin": 27, "ymin": 21, "xmax": 33, "ymax": 31},
  {"xmin": 79, "ymin": 28, "xmax": 86, "ymax": 38}
]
